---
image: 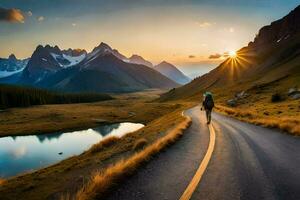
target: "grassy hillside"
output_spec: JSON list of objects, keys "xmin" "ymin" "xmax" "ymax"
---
[
  {"xmin": 0, "ymin": 84, "xmax": 113, "ymax": 109},
  {"xmin": 158, "ymin": 7, "xmax": 300, "ymax": 135}
]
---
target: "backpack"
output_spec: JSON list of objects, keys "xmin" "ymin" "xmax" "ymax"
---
[{"xmin": 204, "ymin": 94, "xmax": 214, "ymax": 110}]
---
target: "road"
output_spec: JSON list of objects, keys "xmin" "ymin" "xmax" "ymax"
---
[{"xmin": 106, "ymin": 106, "xmax": 300, "ymax": 200}]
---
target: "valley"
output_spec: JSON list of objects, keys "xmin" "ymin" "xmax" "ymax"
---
[{"xmin": 0, "ymin": 2, "xmax": 300, "ymax": 200}]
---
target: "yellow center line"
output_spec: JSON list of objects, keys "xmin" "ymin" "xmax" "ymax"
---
[{"xmin": 179, "ymin": 123, "xmax": 216, "ymax": 200}]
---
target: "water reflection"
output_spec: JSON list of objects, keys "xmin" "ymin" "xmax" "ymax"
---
[{"xmin": 0, "ymin": 122, "xmax": 143, "ymax": 178}]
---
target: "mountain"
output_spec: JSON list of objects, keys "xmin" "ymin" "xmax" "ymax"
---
[
  {"xmin": 160, "ymin": 5, "xmax": 300, "ymax": 101},
  {"xmin": 1, "ymin": 42, "xmax": 179, "ymax": 93},
  {"xmin": 21, "ymin": 45, "xmax": 86, "ymax": 83},
  {"xmin": 128, "ymin": 54, "xmax": 153, "ymax": 68},
  {"xmin": 127, "ymin": 55, "xmax": 190, "ymax": 84},
  {"xmin": 154, "ymin": 61, "xmax": 191, "ymax": 84},
  {"xmin": 0, "ymin": 54, "xmax": 28, "ymax": 78},
  {"xmin": 41, "ymin": 43, "xmax": 178, "ymax": 93}
]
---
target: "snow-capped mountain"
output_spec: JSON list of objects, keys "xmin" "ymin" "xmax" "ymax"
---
[
  {"xmin": 21, "ymin": 45, "xmax": 86, "ymax": 83},
  {"xmin": 0, "ymin": 54, "xmax": 29, "ymax": 78},
  {"xmin": 1, "ymin": 42, "xmax": 180, "ymax": 92},
  {"xmin": 86, "ymin": 42, "xmax": 128, "ymax": 62}
]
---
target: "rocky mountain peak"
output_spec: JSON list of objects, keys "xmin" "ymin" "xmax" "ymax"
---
[
  {"xmin": 8, "ymin": 54, "xmax": 17, "ymax": 61},
  {"xmin": 249, "ymin": 5, "xmax": 300, "ymax": 48},
  {"xmin": 93, "ymin": 42, "xmax": 113, "ymax": 52}
]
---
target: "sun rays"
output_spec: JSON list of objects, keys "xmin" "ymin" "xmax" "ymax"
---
[{"xmin": 223, "ymin": 49, "xmax": 255, "ymax": 81}]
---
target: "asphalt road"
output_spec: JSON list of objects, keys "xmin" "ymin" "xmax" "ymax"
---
[{"xmin": 105, "ymin": 106, "xmax": 300, "ymax": 200}]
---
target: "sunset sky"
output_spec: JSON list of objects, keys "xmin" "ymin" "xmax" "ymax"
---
[{"xmin": 0, "ymin": 0, "xmax": 299, "ymax": 77}]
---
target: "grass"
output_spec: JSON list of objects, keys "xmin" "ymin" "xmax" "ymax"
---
[
  {"xmin": 0, "ymin": 96, "xmax": 182, "ymax": 137},
  {"xmin": 63, "ymin": 116, "xmax": 191, "ymax": 200},
  {"xmin": 216, "ymin": 105, "xmax": 300, "ymax": 136},
  {"xmin": 0, "ymin": 98, "xmax": 193, "ymax": 200},
  {"xmin": 89, "ymin": 136, "xmax": 120, "ymax": 154}
]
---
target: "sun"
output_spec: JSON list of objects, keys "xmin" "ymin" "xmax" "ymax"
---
[{"xmin": 229, "ymin": 50, "xmax": 237, "ymax": 58}]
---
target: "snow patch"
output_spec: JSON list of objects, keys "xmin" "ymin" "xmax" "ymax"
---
[
  {"xmin": 63, "ymin": 54, "xmax": 85, "ymax": 67},
  {"xmin": 0, "ymin": 68, "xmax": 24, "ymax": 78},
  {"xmin": 50, "ymin": 53, "xmax": 86, "ymax": 68}
]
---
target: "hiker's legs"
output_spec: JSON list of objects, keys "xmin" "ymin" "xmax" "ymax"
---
[
  {"xmin": 205, "ymin": 109, "xmax": 209, "ymax": 123},
  {"xmin": 208, "ymin": 109, "xmax": 212, "ymax": 123},
  {"xmin": 206, "ymin": 109, "xmax": 212, "ymax": 124}
]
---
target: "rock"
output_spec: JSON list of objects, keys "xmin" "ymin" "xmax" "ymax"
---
[
  {"xmin": 235, "ymin": 91, "xmax": 249, "ymax": 99},
  {"xmin": 291, "ymin": 93, "xmax": 300, "ymax": 100},
  {"xmin": 58, "ymin": 152, "xmax": 63, "ymax": 155},
  {"xmin": 128, "ymin": 111, "xmax": 136, "ymax": 117},
  {"xmin": 288, "ymin": 88, "xmax": 298, "ymax": 96},
  {"xmin": 227, "ymin": 99, "xmax": 237, "ymax": 107}
]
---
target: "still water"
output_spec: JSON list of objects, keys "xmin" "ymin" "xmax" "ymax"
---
[{"xmin": 0, "ymin": 122, "xmax": 144, "ymax": 178}]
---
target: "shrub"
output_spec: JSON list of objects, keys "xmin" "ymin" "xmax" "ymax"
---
[
  {"xmin": 0, "ymin": 178, "xmax": 5, "ymax": 185},
  {"xmin": 132, "ymin": 138, "xmax": 148, "ymax": 151},
  {"xmin": 89, "ymin": 136, "xmax": 120, "ymax": 154},
  {"xmin": 271, "ymin": 93, "xmax": 283, "ymax": 102}
]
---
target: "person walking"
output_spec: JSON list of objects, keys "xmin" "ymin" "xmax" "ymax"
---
[{"xmin": 201, "ymin": 92, "xmax": 214, "ymax": 124}]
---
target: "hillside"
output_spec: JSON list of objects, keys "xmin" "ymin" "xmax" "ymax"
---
[{"xmin": 160, "ymin": 5, "xmax": 300, "ymax": 102}]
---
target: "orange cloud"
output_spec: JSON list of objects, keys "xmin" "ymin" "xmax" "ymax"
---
[
  {"xmin": 0, "ymin": 7, "xmax": 24, "ymax": 23},
  {"xmin": 197, "ymin": 21, "xmax": 215, "ymax": 28},
  {"xmin": 208, "ymin": 53, "xmax": 222, "ymax": 59}
]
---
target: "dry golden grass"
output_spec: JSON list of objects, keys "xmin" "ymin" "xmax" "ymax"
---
[
  {"xmin": 216, "ymin": 105, "xmax": 300, "ymax": 136},
  {"xmin": 132, "ymin": 138, "xmax": 148, "ymax": 151},
  {"xmin": 89, "ymin": 136, "xmax": 120, "ymax": 154},
  {"xmin": 0, "ymin": 178, "xmax": 5, "ymax": 185},
  {"xmin": 0, "ymin": 97, "xmax": 181, "ymax": 137},
  {"xmin": 0, "ymin": 101, "xmax": 193, "ymax": 200},
  {"xmin": 63, "ymin": 116, "xmax": 191, "ymax": 200}
]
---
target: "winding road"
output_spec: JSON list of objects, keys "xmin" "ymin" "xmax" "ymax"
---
[{"xmin": 106, "ymin": 106, "xmax": 300, "ymax": 200}]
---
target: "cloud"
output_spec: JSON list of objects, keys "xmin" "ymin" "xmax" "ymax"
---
[
  {"xmin": 223, "ymin": 52, "xmax": 230, "ymax": 57},
  {"xmin": 188, "ymin": 55, "xmax": 195, "ymax": 59},
  {"xmin": 37, "ymin": 16, "xmax": 44, "ymax": 22},
  {"xmin": 208, "ymin": 53, "xmax": 222, "ymax": 59},
  {"xmin": 229, "ymin": 27, "xmax": 235, "ymax": 33},
  {"xmin": 198, "ymin": 22, "xmax": 212, "ymax": 28},
  {"xmin": 209, "ymin": 51, "xmax": 236, "ymax": 59},
  {"xmin": 0, "ymin": 7, "xmax": 25, "ymax": 23},
  {"xmin": 27, "ymin": 11, "xmax": 32, "ymax": 17}
]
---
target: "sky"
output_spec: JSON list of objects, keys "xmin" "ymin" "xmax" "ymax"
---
[{"xmin": 0, "ymin": 0, "xmax": 299, "ymax": 77}]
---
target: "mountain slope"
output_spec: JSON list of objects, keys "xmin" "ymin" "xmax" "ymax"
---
[
  {"xmin": 160, "ymin": 5, "xmax": 300, "ymax": 101},
  {"xmin": 154, "ymin": 61, "xmax": 191, "ymax": 84}
]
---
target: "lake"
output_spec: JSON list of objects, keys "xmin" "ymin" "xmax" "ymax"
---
[{"xmin": 0, "ymin": 122, "xmax": 144, "ymax": 178}]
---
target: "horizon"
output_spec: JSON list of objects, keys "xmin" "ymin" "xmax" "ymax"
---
[{"xmin": 1, "ymin": 1, "xmax": 299, "ymax": 77}]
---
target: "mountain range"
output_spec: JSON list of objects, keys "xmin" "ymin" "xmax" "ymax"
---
[
  {"xmin": 0, "ymin": 54, "xmax": 29, "ymax": 78},
  {"xmin": 160, "ymin": 5, "xmax": 300, "ymax": 101},
  {"xmin": 0, "ymin": 42, "xmax": 190, "ymax": 93}
]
